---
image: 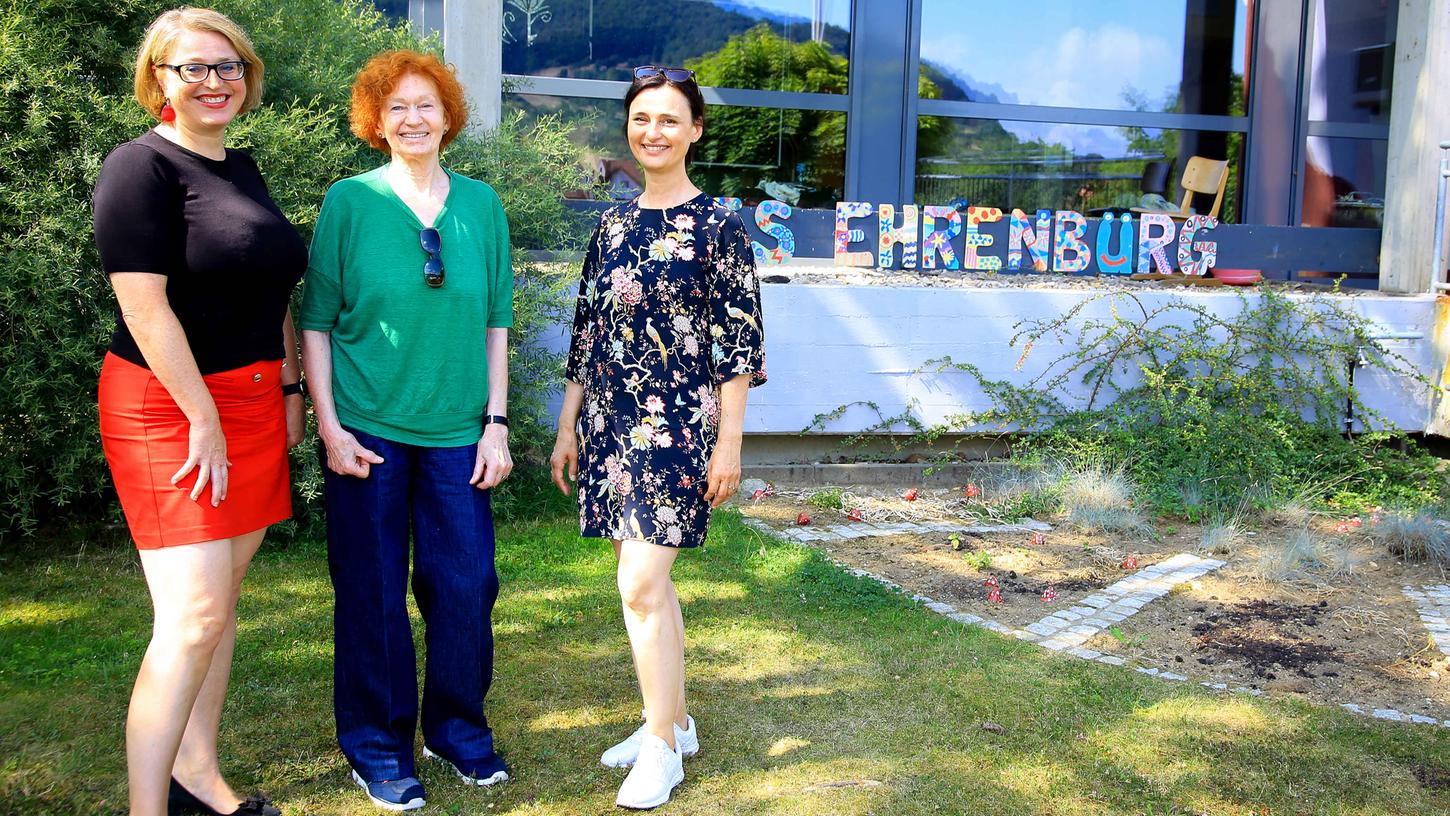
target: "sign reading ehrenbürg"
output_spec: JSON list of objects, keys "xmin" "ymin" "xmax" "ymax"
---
[{"xmin": 714, "ymin": 198, "xmax": 1218, "ymax": 276}]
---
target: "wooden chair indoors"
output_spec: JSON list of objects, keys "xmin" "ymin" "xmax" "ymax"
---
[{"xmin": 1132, "ymin": 155, "xmax": 1229, "ymax": 220}]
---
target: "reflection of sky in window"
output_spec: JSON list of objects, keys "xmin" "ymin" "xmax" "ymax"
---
[
  {"xmin": 920, "ymin": 1, "xmax": 1248, "ymax": 157},
  {"xmin": 699, "ymin": 0, "xmax": 851, "ymax": 31}
]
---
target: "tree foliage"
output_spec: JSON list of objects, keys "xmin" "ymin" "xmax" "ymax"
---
[{"xmin": 0, "ymin": 0, "xmax": 586, "ymax": 537}]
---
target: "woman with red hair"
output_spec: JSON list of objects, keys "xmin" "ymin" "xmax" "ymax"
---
[{"xmin": 299, "ymin": 50, "xmax": 514, "ymax": 812}]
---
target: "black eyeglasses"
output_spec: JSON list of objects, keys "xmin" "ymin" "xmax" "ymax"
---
[
  {"xmin": 420, "ymin": 227, "xmax": 444, "ymax": 288},
  {"xmin": 159, "ymin": 61, "xmax": 247, "ymax": 83},
  {"xmin": 633, "ymin": 65, "xmax": 695, "ymax": 83}
]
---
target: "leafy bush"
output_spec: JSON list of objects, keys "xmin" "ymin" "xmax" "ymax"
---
[
  {"xmin": 823, "ymin": 289, "xmax": 1447, "ymax": 518},
  {"xmin": 0, "ymin": 0, "xmax": 587, "ymax": 537},
  {"xmin": 806, "ymin": 487, "xmax": 844, "ymax": 510}
]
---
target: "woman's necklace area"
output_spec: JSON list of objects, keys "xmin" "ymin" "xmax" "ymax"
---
[{"xmin": 388, "ymin": 163, "xmax": 449, "ymax": 225}]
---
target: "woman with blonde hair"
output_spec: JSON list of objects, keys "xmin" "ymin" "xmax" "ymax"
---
[{"xmin": 92, "ymin": 7, "xmax": 303, "ymax": 815}]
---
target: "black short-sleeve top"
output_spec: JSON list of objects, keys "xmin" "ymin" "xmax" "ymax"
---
[{"xmin": 92, "ymin": 129, "xmax": 307, "ymax": 374}]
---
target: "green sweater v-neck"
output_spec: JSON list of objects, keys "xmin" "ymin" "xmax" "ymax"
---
[{"xmin": 299, "ymin": 166, "xmax": 513, "ymax": 446}]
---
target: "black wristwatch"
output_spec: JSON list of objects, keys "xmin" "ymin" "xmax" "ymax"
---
[
  {"xmin": 483, "ymin": 414, "xmax": 509, "ymax": 428},
  {"xmin": 281, "ymin": 379, "xmax": 307, "ymax": 398}
]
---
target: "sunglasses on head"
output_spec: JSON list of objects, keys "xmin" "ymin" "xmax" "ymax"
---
[
  {"xmin": 420, "ymin": 227, "xmax": 444, "ymax": 288},
  {"xmin": 633, "ymin": 65, "xmax": 695, "ymax": 83}
]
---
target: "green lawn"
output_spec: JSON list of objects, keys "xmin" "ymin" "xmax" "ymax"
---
[{"xmin": 3, "ymin": 511, "xmax": 1450, "ymax": 815}]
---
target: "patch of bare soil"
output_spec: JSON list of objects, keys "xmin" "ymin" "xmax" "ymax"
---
[{"xmin": 740, "ymin": 486, "xmax": 1450, "ymax": 722}]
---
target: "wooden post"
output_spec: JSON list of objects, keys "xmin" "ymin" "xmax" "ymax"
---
[
  {"xmin": 444, "ymin": 0, "xmax": 502, "ymax": 132},
  {"xmin": 1380, "ymin": 0, "xmax": 1450, "ymax": 293}
]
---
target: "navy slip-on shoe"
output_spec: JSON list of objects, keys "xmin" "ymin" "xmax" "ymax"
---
[
  {"xmin": 351, "ymin": 770, "xmax": 426, "ymax": 811},
  {"xmin": 423, "ymin": 745, "xmax": 510, "ymax": 786}
]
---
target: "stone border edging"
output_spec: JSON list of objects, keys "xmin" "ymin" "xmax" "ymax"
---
[{"xmin": 740, "ymin": 516, "xmax": 1450, "ymax": 731}]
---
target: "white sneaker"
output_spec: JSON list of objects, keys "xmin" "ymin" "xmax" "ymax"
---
[
  {"xmin": 601, "ymin": 716, "xmax": 699, "ymax": 768},
  {"xmin": 614, "ymin": 734, "xmax": 684, "ymax": 809}
]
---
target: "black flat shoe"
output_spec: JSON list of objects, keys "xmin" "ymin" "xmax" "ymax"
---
[{"xmin": 168, "ymin": 777, "xmax": 281, "ymax": 816}]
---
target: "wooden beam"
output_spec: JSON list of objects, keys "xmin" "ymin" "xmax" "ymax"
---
[{"xmin": 1380, "ymin": 0, "xmax": 1450, "ymax": 293}]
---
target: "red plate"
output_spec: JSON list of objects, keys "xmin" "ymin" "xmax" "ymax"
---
[{"xmin": 1211, "ymin": 267, "xmax": 1263, "ymax": 285}]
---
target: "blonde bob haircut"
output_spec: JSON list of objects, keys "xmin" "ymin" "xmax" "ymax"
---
[{"xmin": 132, "ymin": 7, "xmax": 265, "ymax": 121}]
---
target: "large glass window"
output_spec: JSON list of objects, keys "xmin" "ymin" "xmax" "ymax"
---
[
  {"xmin": 503, "ymin": 0, "xmax": 851, "ymax": 93},
  {"xmin": 1299, "ymin": 0, "xmax": 1395, "ymax": 228},
  {"xmin": 1306, "ymin": 0, "xmax": 1396, "ymax": 125},
  {"xmin": 917, "ymin": 0, "xmax": 1249, "ymax": 115},
  {"xmin": 506, "ymin": 95, "xmax": 845, "ymax": 205},
  {"xmin": 915, "ymin": 118, "xmax": 1242, "ymax": 222}
]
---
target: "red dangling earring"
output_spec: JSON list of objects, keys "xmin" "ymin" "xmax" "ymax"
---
[{"xmin": 159, "ymin": 99, "xmax": 176, "ymax": 122}]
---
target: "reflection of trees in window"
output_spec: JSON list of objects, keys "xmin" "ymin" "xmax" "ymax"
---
[
  {"xmin": 687, "ymin": 25, "xmax": 944, "ymax": 204},
  {"xmin": 502, "ymin": 0, "xmax": 849, "ymax": 87}
]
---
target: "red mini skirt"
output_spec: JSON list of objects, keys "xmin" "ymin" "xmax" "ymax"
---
[{"xmin": 98, "ymin": 353, "xmax": 291, "ymax": 549}]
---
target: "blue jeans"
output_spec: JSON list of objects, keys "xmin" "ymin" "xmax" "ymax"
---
[{"xmin": 322, "ymin": 426, "xmax": 500, "ymax": 781}]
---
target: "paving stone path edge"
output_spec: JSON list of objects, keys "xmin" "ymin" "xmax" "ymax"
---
[{"xmin": 741, "ymin": 516, "xmax": 1450, "ymax": 731}]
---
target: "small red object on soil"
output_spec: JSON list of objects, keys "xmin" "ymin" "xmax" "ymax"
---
[
  {"xmin": 904, "ymin": 487, "xmax": 919, "ymax": 501},
  {"xmin": 964, "ymin": 483, "xmax": 980, "ymax": 499},
  {"xmin": 986, "ymin": 587, "xmax": 1003, "ymax": 604},
  {"xmin": 1120, "ymin": 555, "xmax": 1139, "ymax": 570},
  {"xmin": 982, "ymin": 576, "xmax": 999, "ymax": 588},
  {"xmin": 1335, "ymin": 522, "xmax": 1351, "ymax": 534},
  {"xmin": 1349, "ymin": 517, "xmax": 1363, "ymax": 528},
  {"xmin": 750, "ymin": 489, "xmax": 767, "ymax": 501},
  {"xmin": 1029, "ymin": 532, "xmax": 1046, "ymax": 546},
  {"xmin": 1040, "ymin": 586, "xmax": 1058, "ymax": 602},
  {"xmin": 846, "ymin": 508, "xmax": 863, "ymax": 522},
  {"xmin": 796, "ymin": 512, "xmax": 811, "ymax": 526}
]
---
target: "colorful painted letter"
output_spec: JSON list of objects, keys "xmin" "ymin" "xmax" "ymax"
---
[
  {"xmin": 1008, "ymin": 209, "xmax": 1051, "ymax": 272},
  {"xmin": 752, "ymin": 200, "xmax": 795, "ymax": 266},
  {"xmin": 712, "ymin": 197, "xmax": 743, "ymax": 212},
  {"xmin": 834, "ymin": 201, "xmax": 874, "ymax": 267},
  {"xmin": 1136, "ymin": 213, "xmax": 1176, "ymax": 274},
  {"xmin": 1177, "ymin": 215, "xmax": 1219, "ymax": 276},
  {"xmin": 878, "ymin": 204, "xmax": 920, "ymax": 268},
  {"xmin": 1095, "ymin": 212, "xmax": 1134, "ymax": 274},
  {"xmin": 964, "ymin": 206, "xmax": 1003, "ymax": 271},
  {"xmin": 919, "ymin": 205, "xmax": 963, "ymax": 270},
  {"xmin": 1052, "ymin": 210, "xmax": 1091, "ymax": 273}
]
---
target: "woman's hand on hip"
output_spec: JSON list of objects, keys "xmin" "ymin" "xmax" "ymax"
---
[
  {"xmin": 173, "ymin": 418, "xmax": 229, "ymax": 506},
  {"xmin": 703, "ymin": 441, "xmax": 742, "ymax": 508},
  {"xmin": 550, "ymin": 427, "xmax": 578, "ymax": 496},
  {"xmin": 284, "ymin": 393, "xmax": 305, "ymax": 448},
  {"xmin": 471, "ymin": 424, "xmax": 513, "ymax": 490},
  {"xmin": 320, "ymin": 425, "xmax": 384, "ymax": 478}
]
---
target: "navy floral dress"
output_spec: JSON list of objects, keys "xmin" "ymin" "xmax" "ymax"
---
[{"xmin": 565, "ymin": 193, "xmax": 766, "ymax": 548}]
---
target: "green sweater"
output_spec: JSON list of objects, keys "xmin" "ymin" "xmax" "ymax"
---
[{"xmin": 298, "ymin": 166, "xmax": 513, "ymax": 446}]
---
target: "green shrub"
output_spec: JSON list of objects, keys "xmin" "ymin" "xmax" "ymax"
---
[
  {"xmin": 0, "ymin": 0, "xmax": 587, "ymax": 537},
  {"xmin": 836, "ymin": 290, "xmax": 1447, "ymax": 518}
]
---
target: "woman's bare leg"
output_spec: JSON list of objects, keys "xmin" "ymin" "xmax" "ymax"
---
[
  {"xmin": 615, "ymin": 540, "xmax": 683, "ymax": 747},
  {"xmin": 171, "ymin": 527, "xmax": 268, "ymax": 808},
  {"xmin": 127, "ymin": 539, "xmax": 236, "ymax": 816}
]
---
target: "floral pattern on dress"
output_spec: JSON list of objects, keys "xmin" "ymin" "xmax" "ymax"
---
[{"xmin": 565, "ymin": 193, "xmax": 766, "ymax": 548}]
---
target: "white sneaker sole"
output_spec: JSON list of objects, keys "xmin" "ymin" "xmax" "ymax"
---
[
  {"xmin": 615, "ymin": 768, "xmax": 684, "ymax": 809},
  {"xmin": 423, "ymin": 745, "xmax": 510, "ymax": 786},
  {"xmin": 603, "ymin": 742, "xmax": 698, "ymax": 769},
  {"xmin": 351, "ymin": 769, "xmax": 425, "ymax": 811}
]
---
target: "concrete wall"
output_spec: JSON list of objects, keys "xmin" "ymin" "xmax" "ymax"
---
[{"xmin": 539, "ymin": 280, "xmax": 1439, "ymax": 463}]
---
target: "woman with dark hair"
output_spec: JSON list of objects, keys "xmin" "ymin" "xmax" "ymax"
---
[
  {"xmin": 299, "ymin": 50, "xmax": 514, "ymax": 812},
  {"xmin": 93, "ymin": 7, "xmax": 301, "ymax": 814},
  {"xmin": 550, "ymin": 65, "xmax": 766, "ymax": 810}
]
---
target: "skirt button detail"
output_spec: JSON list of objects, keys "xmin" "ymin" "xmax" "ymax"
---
[{"xmin": 252, "ymin": 373, "xmax": 263, "ymax": 383}]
